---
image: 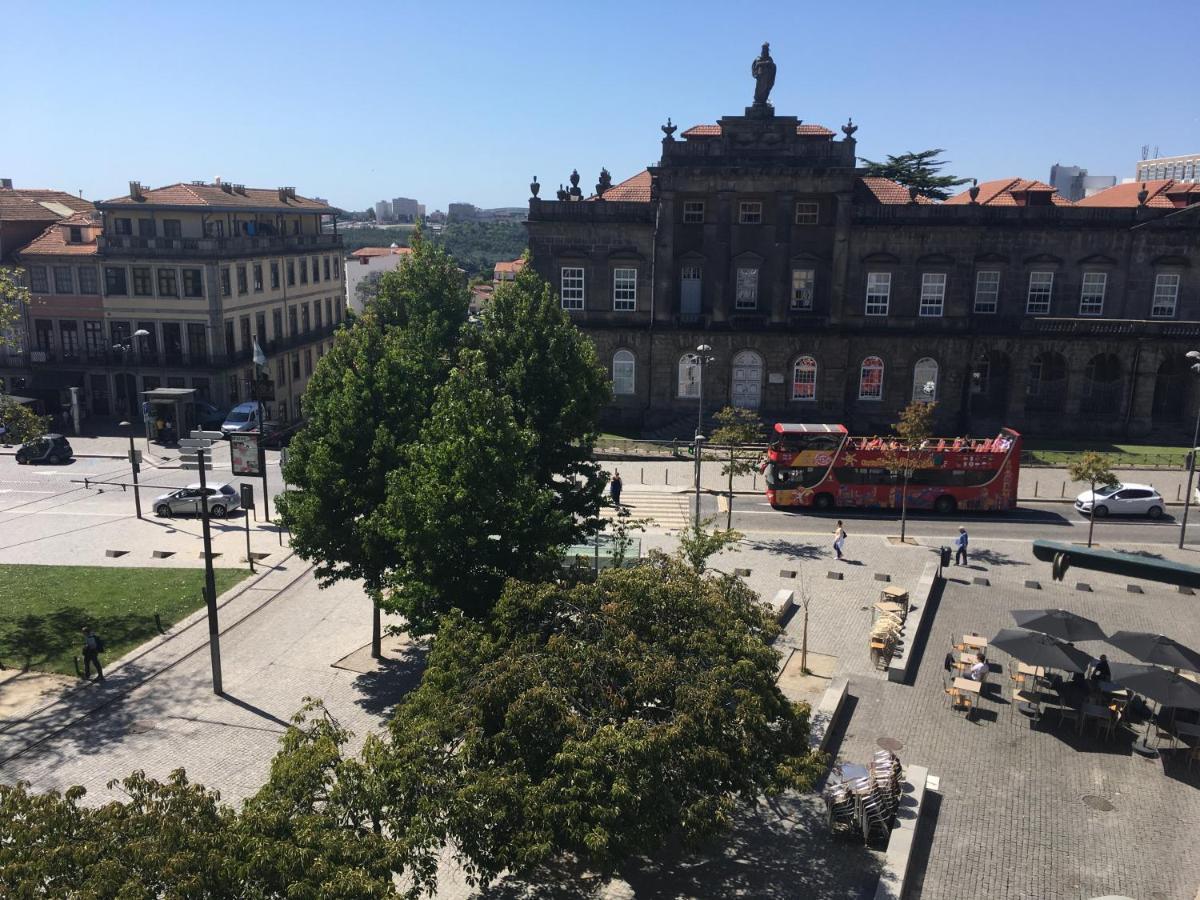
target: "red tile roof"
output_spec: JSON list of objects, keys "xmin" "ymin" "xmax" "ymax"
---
[
  {"xmin": 18, "ymin": 212, "xmax": 101, "ymax": 256},
  {"xmin": 859, "ymin": 177, "xmax": 936, "ymax": 205},
  {"xmin": 350, "ymin": 245, "xmax": 412, "ymax": 258},
  {"xmin": 944, "ymin": 178, "xmax": 1072, "ymax": 207},
  {"xmin": 493, "ymin": 258, "xmax": 526, "ymax": 275},
  {"xmin": 1075, "ymin": 179, "xmax": 1200, "ymax": 209},
  {"xmin": 100, "ymin": 182, "xmax": 336, "ymax": 213},
  {"xmin": 596, "ymin": 170, "xmax": 652, "ymax": 202},
  {"xmin": 0, "ymin": 188, "xmax": 92, "ymax": 222},
  {"xmin": 682, "ymin": 123, "xmax": 835, "ymax": 138}
]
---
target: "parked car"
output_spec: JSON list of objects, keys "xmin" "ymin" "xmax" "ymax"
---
[
  {"xmin": 1074, "ymin": 483, "xmax": 1165, "ymax": 519},
  {"xmin": 220, "ymin": 402, "xmax": 261, "ymax": 437},
  {"xmin": 15, "ymin": 434, "xmax": 73, "ymax": 465},
  {"xmin": 153, "ymin": 482, "xmax": 242, "ymax": 518},
  {"xmin": 194, "ymin": 400, "xmax": 226, "ymax": 430}
]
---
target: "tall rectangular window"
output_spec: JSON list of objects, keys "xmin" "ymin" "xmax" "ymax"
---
[
  {"xmin": 138, "ymin": 218, "xmax": 155, "ymax": 238},
  {"xmin": 53, "ymin": 266, "xmax": 73, "ymax": 294},
  {"xmin": 132, "ymin": 267, "xmax": 153, "ymax": 297},
  {"xmin": 253, "ymin": 263, "xmax": 263, "ymax": 292},
  {"xmin": 291, "ymin": 352, "xmax": 301, "ymax": 379},
  {"xmin": 104, "ymin": 267, "xmax": 127, "ymax": 296},
  {"xmin": 794, "ymin": 201, "xmax": 819, "ymax": 225},
  {"xmin": 738, "ymin": 201, "xmax": 762, "ymax": 225},
  {"xmin": 302, "ymin": 303, "xmax": 311, "ymax": 333},
  {"xmin": 182, "ymin": 269, "xmax": 203, "ymax": 297},
  {"xmin": 157, "ymin": 268, "xmax": 178, "ymax": 297},
  {"xmin": 163, "ymin": 219, "xmax": 182, "ymax": 238},
  {"xmin": 333, "ymin": 257, "xmax": 339, "ymax": 278},
  {"xmin": 236, "ymin": 265, "xmax": 248, "ymax": 294},
  {"xmin": 272, "ymin": 309, "xmax": 283, "ymax": 342},
  {"xmin": 314, "ymin": 300, "xmax": 322, "ymax": 329},
  {"xmin": 973, "ymin": 271, "xmax": 1001, "ymax": 314},
  {"xmin": 300, "ymin": 258, "xmax": 308, "ymax": 284},
  {"xmin": 220, "ymin": 267, "xmax": 231, "ymax": 297},
  {"xmin": 28, "ymin": 266, "xmax": 48, "ymax": 293},
  {"xmin": 1152, "ymin": 273, "xmax": 1180, "ymax": 318},
  {"xmin": 287, "ymin": 260, "xmax": 296, "ymax": 286},
  {"xmin": 682, "ymin": 201, "xmax": 705, "ymax": 224},
  {"xmin": 612, "ymin": 268, "xmax": 637, "ymax": 311},
  {"xmin": 1079, "ymin": 272, "xmax": 1106, "ymax": 315},
  {"xmin": 312, "ymin": 257, "xmax": 320, "ymax": 282},
  {"xmin": 325, "ymin": 298, "xmax": 333, "ymax": 325},
  {"xmin": 560, "ymin": 267, "xmax": 584, "ymax": 310},
  {"xmin": 270, "ymin": 261, "xmax": 280, "ymax": 289},
  {"xmin": 791, "ymin": 269, "xmax": 814, "ymax": 310},
  {"xmin": 919, "ymin": 273, "xmax": 946, "ymax": 317},
  {"xmin": 865, "ymin": 272, "xmax": 891, "ymax": 316},
  {"xmin": 77, "ymin": 266, "xmax": 99, "ymax": 294},
  {"xmin": 288, "ymin": 306, "xmax": 298, "ymax": 336},
  {"xmin": 735, "ymin": 267, "xmax": 758, "ymax": 309},
  {"xmin": 323, "ymin": 257, "xmax": 331, "ymax": 280},
  {"xmin": 1026, "ymin": 272, "xmax": 1053, "ymax": 315}
]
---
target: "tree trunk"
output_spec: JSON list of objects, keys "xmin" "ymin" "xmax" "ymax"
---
[
  {"xmin": 1087, "ymin": 479, "xmax": 1096, "ymax": 548},
  {"xmin": 368, "ymin": 587, "xmax": 383, "ymax": 658},
  {"xmin": 900, "ymin": 471, "xmax": 908, "ymax": 543},
  {"xmin": 726, "ymin": 447, "xmax": 735, "ymax": 530}
]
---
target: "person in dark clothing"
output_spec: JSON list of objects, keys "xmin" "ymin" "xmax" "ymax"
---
[
  {"xmin": 81, "ymin": 626, "xmax": 104, "ymax": 682},
  {"xmin": 943, "ymin": 651, "xmax": 955, "ymax": 673},
  {"xmin": 1090, "ymin": 653, "xmax": 1111, "ymax": 685},
  {"xmin": 610, "ymin": 471, "xmax": 623, "ymax": 507},
  {"xmin": 954, "ymin": 527, "xmax": 969, "ymax": 566}
]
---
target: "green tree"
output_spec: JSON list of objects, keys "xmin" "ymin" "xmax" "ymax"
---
[
  {"xmin": 380, "ymin": 550, "xmax": 822, "ymax": 886},
  {"xmin": 859, "ymin": 149, "xmax": 971, "ymax": 201},
  {"xmin": 0, "ymin": 267, "xmax": 29, "ymax": 350},
  {"xmin": 880, "ymin": 399, "xmax": 937, "ymax": 543},
  {"xmin": 473, "ymin": 260, "xmax": 611, "ymax": 533},
  {"xmin": 381, "ymin": 350, "xmax": 568, "ymax": 632},
  {"xmin": 1068, "ymin": 451, "xmax": 1118, "ymax": 548},
  {"xmin": 0, "ymin": 395, "xmax": 49, "ymax": 444},
  {"xmin": 710, "ymin": 405, "xmax": 764, "ymax": 529},
  {"xmin": 277, "ymin": 235, "xmax": 468, "ymax": 655}
]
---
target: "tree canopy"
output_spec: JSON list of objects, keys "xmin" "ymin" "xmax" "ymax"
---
[
  {"xmin": 0, "ymin": 267, "xmax": 28, "ymax": 350},
  {"xmin": 859, "ymin": 149, "xmax": 971, "ymax": 201},
  {"xmin": 710, "ymin": 406, "xmax": 764, "ymax": 529},
  {"xmin": 0, "ymin": 395, "xmax": 49, "ymax": 444}
]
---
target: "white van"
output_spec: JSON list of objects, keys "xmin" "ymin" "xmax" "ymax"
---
[{"xmin": 220, "ymin": 401, "xmax": 260, "ymax": 436}]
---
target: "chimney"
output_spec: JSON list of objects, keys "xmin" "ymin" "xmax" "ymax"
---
[
  {"xmin": 233, "ymin": 184, "xmax": 246, "ymax": 195},
  {"xmin": 214, "ymin": 176, "xmax": 222, "ymax": 185},
  {"xmin": 220, "ymin": 182, "xmax": 233, "ymax": 194},
  {"xmin": 129, "ymin": 181, "xmax": 144, "ymax": 201},
  {"xmin": 0, "ymin": 178, "xmax": 12, "ymax": 190}
]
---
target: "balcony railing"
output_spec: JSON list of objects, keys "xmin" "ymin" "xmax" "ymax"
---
[{"xmin": 98, "ymin": 233, "xmax": 342, "ymax": 257}]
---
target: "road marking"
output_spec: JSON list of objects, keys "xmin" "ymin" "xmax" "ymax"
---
[{"xmin": 0, "ymin": 489, "xmax": 56, "ymax": 494}]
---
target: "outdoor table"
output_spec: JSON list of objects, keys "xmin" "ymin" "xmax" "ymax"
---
[
  {"xmin": 1082, "ymin": 702, "xmax": 1115, "ymax": 736},
  {"xmin": 1099, "ymin": 681, "xmax": 1130, "ymax": 698},
  {"xmin": 962, "ymin": 634, "xmax": 988, "ymax": 651},
  {"xmin": 874, "ymin": 601, "xmax": 905, "ymax": 620},
  {"xmin": 1017, "ymin": 662, "xmax": 1046, "ymax": 678},
  {"xmin": 959, "ymin": 652, "xmax": 979, "ymax": 665},
  {"xmin": 953, "ymin": 677, "xmax": 982, "ymax": 695}
]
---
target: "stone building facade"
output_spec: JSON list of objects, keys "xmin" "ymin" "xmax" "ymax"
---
[{"xmin": 525, "ymin": 72, "xmax": 1200, "ymax": 440}]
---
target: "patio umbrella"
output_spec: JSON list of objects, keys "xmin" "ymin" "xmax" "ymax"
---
[
  {"xmin": 1107, "ymin": 663, "xmax": 1200, "ymax": 710},
  {"xmin": 990, "ymin": 627, "xmax": 1094, "ymax": 673},
  {"xmin": 1011, "ymin": 609, "xmax": 1106, "ymax": 643},
  {"xmin": 1106, "ymin": 631, "xmax": 1200, "ymax": 673}
]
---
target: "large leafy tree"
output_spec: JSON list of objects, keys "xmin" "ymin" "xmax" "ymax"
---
[
  {"xmin": 379, "ymin": 549, "xmax": 823, "ymax": 886},
  {"xmin": 859, "ymin": 149, "xmax": 971, "ymax": 201},
  {"xmin": 382, "ymin": 350, "xmax": 568, "ymax": 632},
  {"xmin": 0, "ymin": 267, "xmax": 27, "ymax": 350},
  {"xmin": 710, "ymin": 405, "xmax": 764, "ymax": 530},
  {"xmin": 0, "ymin": 394, "xmax": 49, "ymax": 444},
  {"xmin": 277, "ymin": 234, "xmax": 468, "ymax": 655}
]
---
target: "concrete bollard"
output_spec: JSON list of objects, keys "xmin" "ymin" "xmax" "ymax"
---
[
  {"xmin": 640, "ymin": 467, "xmax": 644, "ymax": 484},
  {"xmin": 154, "ymin": 612, "xmax": 164, "ymax": 634},
  {"xmin": 665, "ymin": 468, "xmax": 669, "ymax": 485},
  {"xmin": 1034, "ymin": 480, "xmax": 1038, "ymax": 497}
]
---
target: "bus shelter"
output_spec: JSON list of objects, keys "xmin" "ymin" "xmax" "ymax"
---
[{"xmin": 140, "ymin": 387, "xmax": 197, "ymax": 444}]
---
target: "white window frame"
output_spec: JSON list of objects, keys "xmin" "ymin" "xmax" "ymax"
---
[
  {"xmin": 912, "ymin": 357, "xmax": 938, "ymax": 402},
  {"xmin": 1151, "ymin": 273, "xmax": 1180, "ymax": 318},
  {"xmin": 1026, "ymin": 271, "xmax": 1053, "ymax": 315},
  {"xmin": 859, "ymin": 356, "xmax": 885, "ymax": 400},
  {"xmin": 678, "ymin": 354, "xmax": 700, "ymax": 398},
  {"xmin": 791, "ymin": 268, "xmax": 815, "ymax": 310},
  {"xmin": 973, "ymin": 270, "xmax": 1000, "ymax": 314},
  {"xmin": 735, "ymin": 267, "xmax": 759, "ymax": 310},
  {"xmin": 865, "ymin": 272, "xmax": 891, "ymax": 316},
  {"xmin": 612, "ymin": 350, "xmax": 635, "ymax": 395},
  {"xmin": 738, "ymin": 201, "xmax": 762, "ymax": 225},
  {"xmin": 794, "ymin": 201, "xmax": 819, "ymax": 225},
  {"xmin": 560, "ymin": 266, "xmax": 584, "ymax": 310},
  {"xmin": 792, "ymin": 356, "xmax": 817, "ymax": 401},
  {"xmin": 1079, "ymin": 272, "xmax": 1106, "ymax": 316},
  {"xmin": 682, "ymin": 201, "xmax": 705, "ymax": 224},
  {"xmin": 919, "ymin": 273, "xmax": 946, "ymax": 317},
  {"xmin": 612, "ymin": 267, "xmax": 637, "ymax": 311}
]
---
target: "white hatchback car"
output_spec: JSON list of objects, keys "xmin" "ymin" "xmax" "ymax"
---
[{"xmin": 1074, "ymin": 483, "xmax": 1165, "ymax": 519}]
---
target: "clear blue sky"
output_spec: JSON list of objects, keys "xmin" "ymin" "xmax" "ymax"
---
[{"xmin": 8, "ymin": 0, "xmax": 1198, "ymax": 212}]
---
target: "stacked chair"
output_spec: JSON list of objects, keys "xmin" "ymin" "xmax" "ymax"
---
[
  {"xmin": 823, "ymin": 749, "xmax": 905, "ymax": 845},
  {"xmin": 869, "ymin": 602, "xmax": 907, "ymax": 670}
]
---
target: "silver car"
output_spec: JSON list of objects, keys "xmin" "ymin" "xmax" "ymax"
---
[
  {"xmin": 153, "ymin": 482, "xmax": 241, "ymax": 518},
  {"xmin": 1074, "ymin": 482, "xmax": 1164, "ymax": 519}
]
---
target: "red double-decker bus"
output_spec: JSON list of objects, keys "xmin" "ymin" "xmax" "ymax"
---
[{"xmin": 763, "ymin": 423, "xmax": 1022, "ymax": 514}]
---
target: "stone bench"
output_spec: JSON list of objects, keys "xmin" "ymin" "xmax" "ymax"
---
[
  {"xmin": 762, "ymin": 588, "xmax": 796, "ymax": 624},
  {"xmin": 886, "ymin": 561, "xmax": 941, "ymax": 684},
  {"xmin": 873, "ymin": 764, "xmax": 932, "ymax": 900}
]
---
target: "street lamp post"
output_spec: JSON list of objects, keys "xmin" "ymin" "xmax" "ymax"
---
[
  {"xmin": 252, "ymin": 338, "xmax": 272, "ymax": 522},
  {"xmin": 691, "ymin": 344, "xmax": 713, "ymax": 527},
  {"xmin": 132, "ymin": 329, "xmax": 151, "ymax": 449},
  {"xmin": 1178, "ymin": 351, "xmax": 1200, "ymax": 549},
  {"xmin": 118, "ymin": 419, "xmax": 142, "ymax": 520}
]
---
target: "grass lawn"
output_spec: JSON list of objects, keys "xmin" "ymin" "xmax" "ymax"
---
[
  {"xmin": 1022, "ymin": 438, "xmax": 1189, "ymax": 468},
  {"xmin": 0, "ymin": 565, "xmax": 251, "ymax": 676}
]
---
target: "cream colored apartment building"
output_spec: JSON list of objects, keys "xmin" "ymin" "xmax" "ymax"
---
[{"xmin": 14, "ymin": 180, "xmax": 344, "ymax": 424}]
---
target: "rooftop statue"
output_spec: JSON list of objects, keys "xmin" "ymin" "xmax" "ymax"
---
[{"xmin": 751, "ymin": 42, "xmax": 776, "ymax": 107}]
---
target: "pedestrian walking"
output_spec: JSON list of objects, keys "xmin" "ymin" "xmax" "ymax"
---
[
  {"xmin": 610, "ymin": 470, "xmax": 623, "ymax": 507},
  {"xmin": 833, "ymin": 521, "xmax": 847, "ymax": 560},
  {"xmin": 954, "ymin": 526, "xmax": 969, "ymax": 566},
  {"xmin": 81, "ymin": 626, "xmax": 105, "ymax": 682}
]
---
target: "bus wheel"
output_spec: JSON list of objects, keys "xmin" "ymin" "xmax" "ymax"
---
[
  {"xmin": 934, "ymin": 495, "xmax": 957, "ymax": 515},
  {"xmin": 813, "ymin": 493, "xmax": 834, "ymax": 511}
]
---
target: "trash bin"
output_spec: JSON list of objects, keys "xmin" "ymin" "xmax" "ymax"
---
[{"xmin": 939, "ymin": 546, "xmax": 952, "ymax": 568}]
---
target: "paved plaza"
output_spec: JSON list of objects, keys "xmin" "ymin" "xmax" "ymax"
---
[{"xmin": 2, "ymin": 480, "xmax": 1199, "ymax": 897}]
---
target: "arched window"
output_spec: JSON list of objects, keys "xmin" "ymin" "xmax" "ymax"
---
[
  {"xmin": 678, "ymin": 354, "xmax": 700, "ymax": 398},
  {"xmin": 912, "ymin": 357, "xmax": 938, "ymax": 402},
  {"xmin": 859, "ymin": 356, "xmax": 884, "ymax": 400},
  {"xmin": 792, "ymin": 356, "xmax": 817, "ymax": 401},
  {"xmin": 612, "ymin": 350, "xmax": 635, "ymax": 396}
]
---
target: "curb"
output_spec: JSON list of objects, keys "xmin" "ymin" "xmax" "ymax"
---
[{"xmin": 0, "ymin": 449, "xmax": 126, "ymax": 460}]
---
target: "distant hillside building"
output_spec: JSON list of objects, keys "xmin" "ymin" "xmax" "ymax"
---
[
  {"xmin": 447, "ymin": 202, "xmax": 479, "ymax": 223},
  {"xmin": 1048, "ymin": 164, "xmax": 1117, "ymax": 202},
  {"xmin": 346, "ymin": 244, "xmax": 412, "ymax": 313},
  {"xmin": 1136, "ymin": 153, "xmax": 1199, "ymax": 184},
  {"xmin": 493, "ymin": 257, "xmax": 525, "ymax": 282},
  {"xmin": 391, "ymin": 197, "xmax": 419, "ymax": 222},
  {"xmin": 374, "ymin": 200, "xmax": 392, "ymax": 223}
]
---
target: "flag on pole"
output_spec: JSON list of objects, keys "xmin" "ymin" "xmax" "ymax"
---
[{"xmin": 252, "ymin": 338, "xmax": 267, "ymax": 367}]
